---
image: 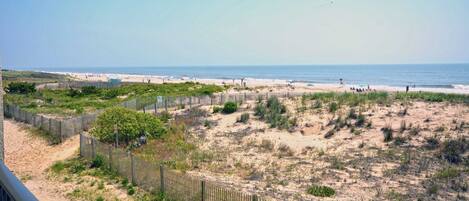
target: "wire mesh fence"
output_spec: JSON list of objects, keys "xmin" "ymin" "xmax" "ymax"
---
[{"xmin": 80, "ymin": 134, "xmax": 269, "ymax": 201}]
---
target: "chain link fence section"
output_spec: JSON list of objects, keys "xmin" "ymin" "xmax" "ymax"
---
[{"xmin": 80, "ymin": 134, "xmax": 269, "ymax": 201}]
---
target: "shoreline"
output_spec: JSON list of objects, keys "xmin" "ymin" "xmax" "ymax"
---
[{"xmin": 50, "ymin": 71, "xmax": 469, "ymax": 94}]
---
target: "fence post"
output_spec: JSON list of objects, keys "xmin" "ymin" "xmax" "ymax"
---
[
  {"xmin": 143, "ymin": 106, "xmax": 146, "ymax": 113},
  {"xmin": 210, "ymin": 96, "xmax": 213, "ymax": 105},
  {"xmin": 108, "ymin": 146, "xmax": 112, "ymax": 170},
  {"xmin": 164, "ymin": 97, "xmax": 168, "ymax": 112},
  {"xmin": 160, "ymin": 165, "xmax": 165, "ymax": 193},
  {"xmin": 154, "ymin": 102, "xmax": 157, "ymax": 115},
  {"xmin": 201, "ymin": 180, "xmax": 205, "ymax": 201},
  {"xmin": 252, "ymin": 194, "xmax": 258, "ymax": 201},
  {"xmin": 189, "ymin": 96, "xmax": 192, "ymax": 109},
  {"xmin": 130, "ymin": 153, "xmax": 136, "ymax": 185},
  {"xmin": 79, "ymin": 133, "xmax": 83, "ymax": 157},
  {"xmin": 91, "ymin": 138, "xmax": 96, "ymax": 158},
  {"xmin": 48, "ymin": 118, "xmax": 52, "ymax": 133},
  {"xmin": 59, "ymin": 120, "xmax": 63, "ymax": 143}
]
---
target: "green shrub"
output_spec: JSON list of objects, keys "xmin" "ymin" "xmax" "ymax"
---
[
  {"xmin": 212, "ymin": 106, "xmax": 222, "ymax": 113},
  {"xmin": 6, "ymin": 82, "xmax": 36, "ymax": 94},
  {"xmin": 96, "ymin": 196, "xmax": 104, "ymax": 201},
  {"xmin": 91, "ymin": 155, "xmax": 105, "ymax": 168},
  {"xmin": 237, "ymin": 113, "xmax": 250, "ymax": 123},
  {"xmin": 81, "ymin": 86, "xmax": 99, "ymax": 95},
  {"xmin": 101, "ymin": 89, "xmax": 119, "ymax": 99},
  {"xmin": 435, "ymin": 167, "xmax": 460, "ymax": 180},
  {"xmin": 67, "ymin": 88, "xmax": 82, "ymax": 97},
  {"xmin": 441, "ymin": 138, "xmax": 468, "ymax": 164},
  {"xmin": 382, "ymin": 126, "xmax": 393, "ymax": 142},
  {"xmin": 307, "ymin": 185, "xmax": 335, "ymax": 197},
  {"xmin": 91, "ymin": 107, "xmax": 166, "ymax": 146},
  {"xmin": 355, "ymin": 114, "xmax": 366, "ymax": 127},
  {"xmin": 254, "ymin": 103, "xmax": 267, "ymax": 119},
  {"xmin": 222, "ymin": 102, "xmax": 238, "ymax": 114},
  {"xmin": 127, "ymin": 186, "xmax": 135, "ymax": 195}
]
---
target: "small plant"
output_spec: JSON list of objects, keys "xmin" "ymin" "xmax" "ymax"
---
[
  {"xmin": 382, "ymin": 126, "xmax": 393, "ymax": 142},
  {"xmin": 435, "ymin": 167, "xmax": 460, "ymax": 180},
  {"xmin": 237, "ymin": 113, "xmax": 250, "ymax": 123},
  {"xmin": 307, "ymin": 185, "xmax": 335, "ymax": 197},
  {"xmin": 441, "ymin": 138, "xmax": 468, "ymax": 164},
  {"xmin": 355, "ymin": 114, "xmax": 366, "ymax": 127},
  {"xmin": 127, "ymin": 186, "xmax": 135, "ymax": 195},
  {"xmin": 222, "ymin": 102, "xmax": 238, "ymax": 114},
  {"xmin": 212, "ymin": 106, "xmax": 222, "ymax": 113},
  {"xmin": 50, "ymin": 161, "xmax": 65, "ymax": 173},
  {"xmin": 91, "ymin": 155, "xmax": 105, "ymax": 168},
  {"xmin": 425, "ymin": 137, "xmax": 439, "ymax": 149},
  {"xmin": 393, "ymin": 136, "xmax": 407, "ymax": 146},
  {"xmin": 96, "ymin": 196, "xmax": 104, "ymax": 201},
  {"xmin": 329, "ymin": 102, "xmax": 338, "ymax": 113},
  {"xmin": 203, "ymin": 119, "xmax": 211, "ymax": 128}
]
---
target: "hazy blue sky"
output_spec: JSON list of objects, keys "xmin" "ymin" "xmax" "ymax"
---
[{"xmin": 1, "ymin": 0, "xmax": 469, "ymax": 67}]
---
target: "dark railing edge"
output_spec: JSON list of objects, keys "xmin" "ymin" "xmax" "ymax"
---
[{"xmin": 0, "ymin": 162, "xmax": 38, "ymax": 201}]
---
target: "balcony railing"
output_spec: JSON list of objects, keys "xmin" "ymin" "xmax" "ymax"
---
[{"xmin": 0, "ymin": 162, "xmax": 37, "ymax": 201}]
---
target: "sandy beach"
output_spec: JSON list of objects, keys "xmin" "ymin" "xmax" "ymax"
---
[{"xmin": 60, "ymin": 72, "xmax": 469, "ymax": 95}]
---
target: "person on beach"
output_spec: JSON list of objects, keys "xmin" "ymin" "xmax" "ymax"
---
[
  {"xmin": 406, "ymin": 85, "xmax": 409, "ymax": 93},
  {"xmin": 339, "ymin": 78, "xmax": 343, "ymax": 85}
]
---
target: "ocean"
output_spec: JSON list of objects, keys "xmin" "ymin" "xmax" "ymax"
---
[{"xmin": 9, "ymin": 64, "xmax": 469, "ymax": 89}]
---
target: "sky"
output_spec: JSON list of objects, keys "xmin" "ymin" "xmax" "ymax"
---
[{"xmin": 1, "ymin": 0, "xmax": 469, "ymax": 67}]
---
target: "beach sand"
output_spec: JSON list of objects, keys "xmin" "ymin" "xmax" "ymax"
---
[{"xmin": 62, "ymin": 72, "xmax": 469, "ymax": 95}]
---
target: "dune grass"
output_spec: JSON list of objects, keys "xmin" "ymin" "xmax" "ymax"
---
[
  {"xmin": 5, "ymin": 82, "xmax": 224, "ymax": 117},
  {"xmin": 303, "ymin": 91, "xmax": 468, "ymax": 106}
]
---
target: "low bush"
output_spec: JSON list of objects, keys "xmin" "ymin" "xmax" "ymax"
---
[
  {"xmin": 91, "ymin": 155, "xmax": 105, "ymax": 168},
  {"xmin": 441, "ymin": 138, "xmax": 468, "ymax": 164},
  {"xmin": 81, "ymin": 86, "xmax": 100, "ymax": 95},
  {"xmin": 435, "ymin": 167, "xmax": 460, "ymax": 180},
  {"xmin": 91, "ymin": 107, "xmax": 166, "ymax": 147},
  {"xmin": 212, "ymin": 106, "xmax": 222, "ymax": 113},
  {"xmin": 6, "ymin": 82, "xmax": 36, "ymax": 94},
  {"xmin": 382, "ymin": 126, "xmax": 393, "ymax": 142},
  {"xmin": 222, "ymin": 102, "xmax": 237, "ymax": 114},
  {"xmin": 355, "ymin": 114, "xmax": 366, "ymax": 127},
  {"xmin": 307, "ymin": 185, "xmax": 335, "ymax": 197}
]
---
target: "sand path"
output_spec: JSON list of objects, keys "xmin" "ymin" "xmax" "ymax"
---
[{"xmin": 4, "ymin": 119, "xmax": 80, "ymax": 201}]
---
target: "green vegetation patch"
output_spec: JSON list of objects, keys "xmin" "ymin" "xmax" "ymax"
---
[
  {"xmin": 307, "ymin": 185, "xmax": 335, "ymax": 197},
  {"xmin": 5, "ymin": 82, "xmax": 223, "ymax": 117},
  {"xmin": 91, "ymin": 107, "xmax": 166, "ymax": 147},
  {"xmin": 303, "ymin": 91, "xmax": 469, "ymax": 105},
  {"xmin": 2, "ymin": 69, "xmax": 70, "ymax": 85}
]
